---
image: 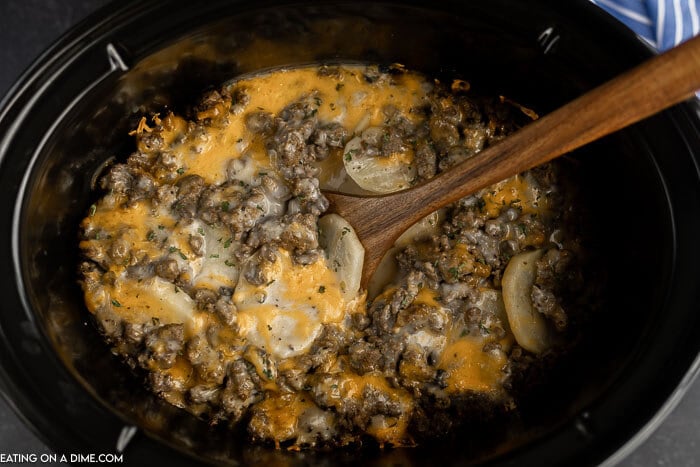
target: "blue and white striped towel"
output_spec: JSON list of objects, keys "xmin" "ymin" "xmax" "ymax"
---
[{"xmin": 590, "ymin": 0, "xmax": 699, "ymax": 50}]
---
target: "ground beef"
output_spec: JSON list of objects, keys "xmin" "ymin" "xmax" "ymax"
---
[
  {"xmin": 415, "ymin": 139, "xmax": 438, "ymax": 181},
  {"xmin": 155, "ymin": 258, "xmax": 179, "ymax": 281},
  {"xmin": 138, "ymin": 324, "xmax": 185, "ymax": 370},
  {"xmin": 101, "ymin": 164, "xmax": 133, "ymax": 195},
  {"xmin": 219, "ymin": 359, "xmax": 261, "ymax": 423},
  {"xmin": 532, "ymin": 248, "xmax": 573, "ymax": 330},
  {"xmin": 174, "ymin": 174, "xmax": 205, "ymax": 219}
]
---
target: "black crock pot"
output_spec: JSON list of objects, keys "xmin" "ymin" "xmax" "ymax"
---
[{"xmin": 1, "ymin": 0, "xmax": 700, "ymax": 465}]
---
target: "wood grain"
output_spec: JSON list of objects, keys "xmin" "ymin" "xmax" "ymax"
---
[{"xmin": 324, "ymin": 34, "xmax": 700, "ymax": 287}]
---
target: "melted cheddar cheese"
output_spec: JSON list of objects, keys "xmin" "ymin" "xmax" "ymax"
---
[
  {"xmin": 234, "ymin": 249, "xmax": 346, "ymax": 359},
  {"xmin": 438, "ymin": 338, "xmax": 507, "ymax": 395},
  {"xmin": 482, "ymin": 173, "xmax": 549, "ymax": 218}
]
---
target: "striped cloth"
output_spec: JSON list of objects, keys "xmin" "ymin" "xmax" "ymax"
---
[{"xmin": 590, "ymin": 0, "xmax": 699, "ymax": 50}]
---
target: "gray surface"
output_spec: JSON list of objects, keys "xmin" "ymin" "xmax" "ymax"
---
[{"xmin": 0, "ymin": 0, "xmax": 698, "ymax": 465}]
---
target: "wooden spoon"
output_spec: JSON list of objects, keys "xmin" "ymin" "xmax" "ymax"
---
[{"xmin": 324, "ymin": 34, "xmax": 700, "ymax": 288}]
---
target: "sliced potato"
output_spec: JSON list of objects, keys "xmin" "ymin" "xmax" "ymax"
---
[
  {"xmin": 343, "ymin": 133, "xmax": 416, "ymax": 193},
  {"xmin": 109, "ymin": 275, "xmax": 202, "ymax": 335},
  {"xmin": 367, "ymin": 246, "xmax": 400, "ymax": 300},
  {"xmin": 192, "ymin": 222, "xmax": 240, "ymax": 291},
  {"xmin": 318, "ymin": 214, "xmax": 364, "ymax": 300},
  {"xmin": 395, "ymin": 209, "xmax": 443, "ymax": 248},
  {"xmin": 146, "ymin": 277, "xmax": 198, "ymax": 326},
  {"xmin": 233, "ymin": 249, "xmax": 346, "ymax": 359},
  {"xmin": 501, "ymin": 249, "xmax": 552, "ymax": 353},
  {"xmin": 368, "ymin": 210, "xmax": 444, "ymax": 299}
]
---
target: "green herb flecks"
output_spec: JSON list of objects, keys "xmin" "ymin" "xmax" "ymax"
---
[{"xmin": 168, "ymin": 246, "xmax": 187, "ymax": 260}]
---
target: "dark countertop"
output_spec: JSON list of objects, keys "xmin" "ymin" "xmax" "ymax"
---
[{"xmin": 0, "ymin": 1, "xmax": 698, "ymax": 465}]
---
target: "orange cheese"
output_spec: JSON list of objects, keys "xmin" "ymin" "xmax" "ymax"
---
[
  {"xmin": 322, "ymin": 371, "xmax": 414, "ymax": 445},
  {"xmin": 234, "ymin": 249, "xmax": 346, "ymax": 358},
  {"xmin": 482, "ymin": 174, "xmax": 549, "ymax": 218},
  {"xmin": 253, "ymin": 393, "xmax": 318, "ymax": 445},
  {"xmin": 438, "ymin": 338, "xmax": 507, "ymax": 395}
]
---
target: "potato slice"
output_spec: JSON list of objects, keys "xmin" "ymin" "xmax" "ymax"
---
[
  {"xmin": 501, "ymin": 249, "xmax": 552, "ymax": 353},
  {"xmin": 367, "ymin": 246, "xmax": 400, "ymax": 300},
  {"xmin": 318, "ymin": 214, "xmax": 364, "ymax": 300},
  {"xmin": 343, "ymin": 133, "xmax": 416, "ymax": 193},
  {"xmin": 233, "ymin": 249, "xmax": 344, "ymax": 359},
  {"xmin": 190, "ymin": 222, "xmax": 240, "ymax": 291},
  {"xmin": 108, "ymin": 275, "xmax": 203, "ymax": 335},
  {"xmin": 395, "ymin": 209, "xmax": 443, "ymax": 248},
  {"xmin": 368, "ymin": 210, "xmax": 443, "ymax": 299}
]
